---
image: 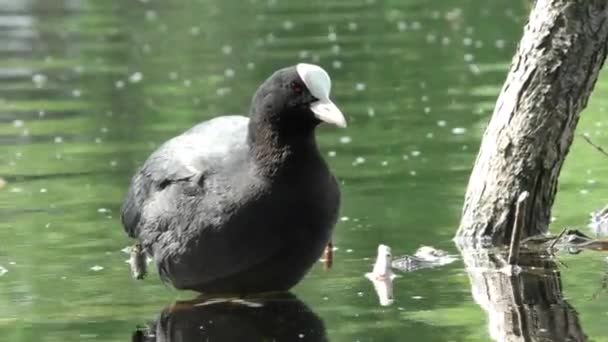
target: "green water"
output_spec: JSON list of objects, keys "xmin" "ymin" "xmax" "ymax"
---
[{"xmin": 1, "ymin": 0, "xmax": 607, "ymax": 341}]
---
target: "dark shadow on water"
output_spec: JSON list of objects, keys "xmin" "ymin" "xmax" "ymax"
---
[
  {"xmin": 132, "ymin": 292, "xmax": 328, "ymax": 342},
  {"xmin": 458, "ymin": 246, "xmax": 587, "ymax": 342}
]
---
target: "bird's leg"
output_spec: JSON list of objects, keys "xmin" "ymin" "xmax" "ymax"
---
[
  {"xmin": 323, "ymin": 240, "xmax": 333, "ymax": 270},
  {"xmin": 129, "ymin": 242, "xmax": 148, "ymax": 280}
]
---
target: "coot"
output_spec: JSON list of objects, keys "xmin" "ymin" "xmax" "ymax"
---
[{"xmin": 121, "ymin": 63, "xmax": 346, "ymax": 294}]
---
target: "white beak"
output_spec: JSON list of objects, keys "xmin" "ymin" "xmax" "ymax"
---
[{"xmin": 310, "ymin": 99, "xmax": 347, "ymax": 128}]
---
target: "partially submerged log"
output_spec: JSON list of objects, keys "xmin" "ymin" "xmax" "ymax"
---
[{"xmin": 457, "ymin": 0, "xmax": 608, "ymax": 246}]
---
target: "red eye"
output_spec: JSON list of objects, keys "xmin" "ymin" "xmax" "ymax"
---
[{"xmin": 291, "ymin": 81, "xmax": 303, "ymax": 94}]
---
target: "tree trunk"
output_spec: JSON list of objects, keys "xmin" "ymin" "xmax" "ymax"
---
[{"xmin": 456, "ymin": 0, "xmax": 608, "ymax": 246}]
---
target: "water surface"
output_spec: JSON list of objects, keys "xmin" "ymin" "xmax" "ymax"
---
[{"xmin": 1, "ymin": 0, "xmax": 607, "ymax": 341}]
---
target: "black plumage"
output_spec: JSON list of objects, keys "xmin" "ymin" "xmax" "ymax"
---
[{"xmin": 121, "ymin": 63, "xmax": 346, "ymax": 294}]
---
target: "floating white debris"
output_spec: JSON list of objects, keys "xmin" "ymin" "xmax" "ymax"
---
[
  {"xmin": 54, "ymin": 136, "xmax": 63, "ymax": 143},
  {"xmin": 90, "ymin": 265, "xmax": 104, "ymax": 272},
  {"xmin": 397, "ymin": 21, "xmax": 407, "ymax": 31},
  {"xmin": 327, "ymin": 32, "xmax": 337, "ymax": 42},
  {"xmin": 221, "ymin": 45, "xmax": 232, "ymax": 55},
  {"xmin": 381, "ymin": 161, "xmax": 388, "ymax": 166},
  {"xmin": 442, "ymin": 37, "xmax": 451, "ymax": 45},
  {"xmin": 464, "ymin": 53, "xmax": 474, "ymax": 62},
  {"xmin": 580, "ymin": 189, "xmax": 589, "ymax": 195},
  {"xmin": 437, "ymin": 120, "xmax": 447, "ymax": 127},
  {"xmin": 348, "ymin": 22, "xmax": 358, "ymax": 31},
  {"xmin": 145, "ymin": 10, "xmax": 157, "ymax": 21},
  {"xmin": 98, "ymin": 208, "xmax": 110, "ymax": 213},
  {"xmin": 129, "ymin": 72, "xmax": 143, "ymax": 83},
  {"xmin": 331, "ymin": 45, "xmax": 340, "ymax": 54},
  {"xmin": 190, "ymin": 26, "xmax": 200, "ymax": 36},
  {"xmin": 463, "ymin": 37, "xmax": 473, "ymax": 46},
  {"xmin": 13, "ymin": 119, "xmax": 24, "ymax": 128},
  {"xmin": 367, "ymin": 107, "xmax": 375, "ymax": 117},
  {"xmin": 40, "ymin": 188, "xmax": 47, "ymax": 193},
  {"xmin": 339, "ymin": 136, "xmax": 352, "ymax": 144},
  {"xmin": 365, "ymin": 244, "xmax": 396, "ymax": 306},
  {"xmin": 246, "ymin": 62, "xmax": 255, "ymax": 70},
  {"xmin": 355, "ymin": 83, "xmax": 366, "ymax": 91},
  {"xmin": 0, "ymin": 266, "xmax": 7, "ymax": 276},
  {"xmin": 72, "ymin": 89, "xmax": 82, "ymax": 97},
  {"xmin": 495, "ymin": 39, "xmax": 506, "ymax": 49},
  {"xmin": 353, "ymin": 156, "xmax": 366, "ymax": 165},
  {"xmin": 426, "ymin": 34, "xmax": 437, "ymax": 43},
  {"xmin": 410, "ymin": 170, "xmax": 417, "ymax": 176},
  {"xmin": 32, "ymin": 74, "xmax": 47, "ymax": 87},
  {"xmin": 328, "ymin": 151, "xmax": 336, "ymax": 157},
  {"xmin": 426, "ymin": 132, "xmax": 434, "ymax": 139},
  {"xmin": 452, "ymin": 127, "xmax": 467, "ymax": 135},
  {"xmin": 115, "ymin": 80, "xmax": 125, "ymax": 89},
  {"xmin": 411, "ymin": 21, "xmax": 421, "ymax": 30},
  {"xmin": 411, "ymin": 150, "xmax": 421, "ymax": 157},
  {"xmin": 282, "ymin": 20, "xmax": 294, "ymax": 30},
  {"xmin": 411, "ymin": 295, "xmax": 423, "ymax": 300},
  {"xmin": 340, "ymin": 216, "xmax": 349, "ymax": 222},
  {"xmin": 224, "ymin": 69, "xmax": 235, "ymax": 78}
]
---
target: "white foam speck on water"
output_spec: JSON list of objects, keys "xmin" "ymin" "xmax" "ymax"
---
[
  {"xmin": 221, "ymin": 45, "xmax": 232, "ymax": 55},
  {"xmin": 328, "ymin": 151, "xmax": 336, "ymax": 157},
  {"xmin": 224, "ymin": 69, "xmax": 235, "ymax": 78},
  {"xmin": 355, "ymin": 83, "xmax": 366, "ymax": 91},
  {"xmin": 437, "ymin": 120, "xmax": 447, "ymax": 127},
  {"xmin": 452, "ymin": 127, "xmax": 467, "ymax": 135},
  {"xmin": 129, "ymin": 72, "xmax": 143, "ymax": 83},
  {"xmin": 32, "ymin": 73, "xmax": 47, "ymax": 87},
  {"xmin": 98, "ymin": 208, "xmax": 110, "ymax": 213},
  {"xmin": 0, "ymin": 266, "xmax": 7, "ymax": 276},
  {"xmin": 282, "ymin": 20, "xmax": 294, "ymax": 30},
  {"xmin": 411, "ymin": 295, "xmax": 423, "ymax": 300},
  {"xmin": 411, "ymin": 150, "xmax": 421, "ymax": 157},
  {"xmin": 339, "ymin": 136, "xmax": 352, "ymax": 144},
  {"xmin": 115, "ymin": 80, "xmax": 125, "ymax": 89},
  {"xmin": 190, "ymin": 26, "xmax": 200, "ymax": 36},
  {"xmin": 340, "ymin": 216, "xmax": 349, "ymax": 222},
  {"xmin": 353, "ymin": 156, "xmax": 366, "ymax": 166},
  {"xmin": 367, "ymin": 107, "xmax": 375, "ymax": 117},
  {"xmin": 90, "ymin": 265, "xmax": 104, "ymax": 272}
]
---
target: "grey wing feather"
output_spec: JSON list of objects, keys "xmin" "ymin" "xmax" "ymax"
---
[{"xmin": 120, "ymin": 115, "xmax": 249, "ymax": 238}]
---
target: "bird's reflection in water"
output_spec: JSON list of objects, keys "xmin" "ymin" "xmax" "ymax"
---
[{"xmin": 133, "ymin": 292, "xmax": 328, "ymax": 342}]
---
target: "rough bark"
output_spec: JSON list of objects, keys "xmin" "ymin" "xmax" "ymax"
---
[
  {"xmin": 459, "ymin": 247, "xmax": 587, "ymax": 342},
  {"xmin": 456, "ymin": 0, "xmax": 608, "ymax": 245}
]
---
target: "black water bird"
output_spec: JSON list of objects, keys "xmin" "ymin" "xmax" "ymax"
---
[{"xmin": 121, "ymin": 63, "xmax": 346, "ymax": 293}]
